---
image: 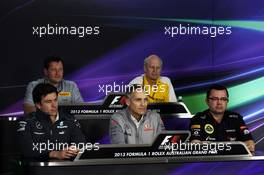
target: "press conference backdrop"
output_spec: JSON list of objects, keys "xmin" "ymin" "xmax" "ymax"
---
[{"xmin": 1, "ymin": 0, "xmax": 264, "ymax": 174}]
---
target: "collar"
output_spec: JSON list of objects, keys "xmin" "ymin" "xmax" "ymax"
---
[
  {"xmin": 130, "ymin": 114, "xmax": 144, "ymax": 128},
  {"xmin": 143, "ymin": 75, "xmax": 161, "ymax": 86},
  {"xmin": 205, "ymin": 109, "xmax": 227, "ymax": 124},
  {"xmin": 125, "ymin": 107, "xmax": 145, "ymax": 122},
  {"xmin": 43, "ymin": 77, "xmax": 64, "ymax": 92},
  {"xmin": 35, "ymin": 109, "xmax": 64, "ymax": 123},
  {"xmin": 54, "ymin": 113, "xmax": 59, "ymax": 122}
]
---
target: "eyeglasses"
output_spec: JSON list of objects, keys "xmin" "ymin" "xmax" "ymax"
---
[{"xmin": 208, "ymin": 97, "xmax": 229, "ymax": 102}]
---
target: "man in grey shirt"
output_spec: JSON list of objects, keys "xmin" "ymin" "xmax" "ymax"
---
[
  {"xmin": 110, "ymin": 84, "xmax": 165, "ymax": 144},
  {"xmin": 23, "ymin": 56, "xmax": 83, "ymax": 114}
]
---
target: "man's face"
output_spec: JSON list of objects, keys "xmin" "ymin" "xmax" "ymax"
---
[
  {"xmin": 36, "ymin": 92, "xmax": 58, "ymax": 116},
  {"xmin": 206, "ymin": 89, "xmax": 228, "ymax": 115},
  {"xmin": 144, "ymin": 56, "xmax": 162, "ymax": 81},
  {"xmin": 44, "ymin": 61, "xmax": 63, "ymax": 85},
  {"xmin": 126, "ymin": 91, "xmax": 148, "ymax": 117}
]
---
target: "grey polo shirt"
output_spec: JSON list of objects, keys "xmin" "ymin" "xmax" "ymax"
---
[{"xmin": 24, "ymin": 78, "xmax": 83, "ymax": 105}]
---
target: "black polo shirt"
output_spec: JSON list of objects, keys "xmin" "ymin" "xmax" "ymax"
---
[{"xmin": 189, "ymin": 109, "xmax": 253, "ymax": 142}]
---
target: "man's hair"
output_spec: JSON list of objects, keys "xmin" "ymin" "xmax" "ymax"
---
[
  {"xmin": 126, "ymin": 84, "xmax": 145, "ymax": 98},
  {"xmin": 33, "ymin": 83, "xmax": 58, "ymax": 104},
  {"xmin": 206, "ymin": 84, "xmax": 229, "ymax": 99},
  {"xmin": 144, "ymin": 54, "xmax": 163, "ymax": 69},
  {"xmin": 44, "ymin": 56, "xmax": 64, "ymax": 69}
]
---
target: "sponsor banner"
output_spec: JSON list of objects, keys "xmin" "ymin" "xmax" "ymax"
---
[
  {"xmin": 61, "ymin": 93, "xmax": 189, "ymax": 116},
  {"xmin": 76, "ymin": 131, "xmax": 251, "ymax": 160}
]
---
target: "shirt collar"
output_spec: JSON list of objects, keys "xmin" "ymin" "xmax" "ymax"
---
[
  {"xmin": 54, "ymin": 113, "xmax": 59, "ymax": 122},
  {"xmin": 143, "ymin": 75, "xmax": 161, "ymax": 85},
  {"xmin": 130, "ymin": 114, "xmax": 144, "ymax": 128},
  {"xmin": 43, "ymin": 77, "xmax": 64, "ymax": 92},
  {"xmin": 35, "ymin": 109, "xmax": 61, "ymax": 123}
]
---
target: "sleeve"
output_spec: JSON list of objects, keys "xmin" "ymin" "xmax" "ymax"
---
[
  {"xmin": 129, "ymin": 76, "xmax": 142, "ymax": 85},
  {"xmin": 70, "ymin": 119, "xmax": 86, "ymax": 144},
  {"xmin": 156, "ymin": 113, "xmax": 165, "ymax": 134},
  {"xmin": 71, "ymin": 82, "xmax": 84, "ymax": 103},
  {"xmin": 237, "ymin": 115, "xmax": 253, "ymax": 141},
  {"xmin": 189, "ymin": 115, "xmax": 203, "ymax": 141},
  {"xmin": 167, "ymin": 78, "xmax": 177, "ymax": 102},
  {"xmin": 17, "ymin": 119, "xmax": 49, "ymax": 160},
  {"xmin": 23, "ymin": 82, "xmax": 35, "ymax": 105},
  {"xmin": 109, "ymin": 114, "xmax": 126, "ymax": 144}
]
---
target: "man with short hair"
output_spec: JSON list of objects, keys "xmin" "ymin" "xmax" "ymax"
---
[
  {"xmin": 18, "ymin": 83, "xmax": 86, "ymax": 160},
  {"xmin": 129, "ymin": 54, "xmax": 177, "ymax": 103},
  {"xmin": 110, "ymin": 84, "xmax": 165, "ymax": 144},
  {"xmin": 189, "ymin": 84, "xmax": 255, "ymax": 153},
  {"xmin": 23, "ymin": 56, "xmax": 83, "ymax": 114}
]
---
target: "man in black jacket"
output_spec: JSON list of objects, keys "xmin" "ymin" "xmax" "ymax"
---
[
  {"xmin": 17, "ymin": 83, "xmax": 86, "ymax": 160},
  {"xmin": 189, "ymin": 84, "xmax": 255, "ymax": 153}
]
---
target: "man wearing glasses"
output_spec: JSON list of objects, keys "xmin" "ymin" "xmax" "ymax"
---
[{"xmin": 189, "ymin": 84, "xmax": 255, "ymax": 153}]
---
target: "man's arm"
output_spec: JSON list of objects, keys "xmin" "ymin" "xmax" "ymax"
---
[
  {"xmin": 156, "ymin": 113, "xmax": 165, "ymax": 133},
  {"xmin": 17, "ymin": 119, "xmax": 49, "ymax": 160},
  {"xmin": 49, "ymin": 146, "xmax": 79, "ymax": 160},
  {"xmin": 70, "ymin": 118, "xmax": 86, "ymax": 144},
  {"xmin": 23, "ymin": 103, "xmax": 36, "ymax": 114},
  {"xmin": 189, "ymin": 115, "xmax": 204, "ymax": 142},
  {"xmin": 23, "ymin": 82, "xmax": 36, "ymax": 114},
  {"xmin": 109, "ymin": 114, "xmax": 125, "ymax": 144},
  {"xmin": 72, "ymin": 82, "xmax": 84, "ymax": 103},
  {"xmin": 237, "ymin": 114, "xmax": 255, "ymax": 153},
  {"xmin": 128, "ymin": 76, "xmax": 142, "ymax": 85},
  {"xmin": 163, "ymin": 77, "xmax": 177, "ymax": 102}
]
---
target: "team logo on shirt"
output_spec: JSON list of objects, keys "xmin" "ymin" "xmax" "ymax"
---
[
  {"xmin": 243, "ymin": 129, "xmax": 250, "ymax": 135},
  {"xmin": 35, "ymin": 121, "xmax": 43, "ymax": 130},
  {"xmin": 58, "ymin": 91, "xmax": 71, "ymax": 97},
  {"xmin": 57, "ymin": 121, "xmax": 68, "ymax": 129},
  {"xmin": 191, "ymin": 125, "xmax": 201, "ymax": 129},
  {"xmin": 204, "ymin": 124, "xmax": 214, "ymax": 134},
  {"xmin": 144, "ymin": 123, "xmax": 153, "ymax": 131},
  {"xmin": 17, "ymin": 121, "xmax": 27, "ymax": 132}
]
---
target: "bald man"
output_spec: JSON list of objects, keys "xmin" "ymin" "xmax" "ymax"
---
[{"xmin": 129, "ymin": 54, "xmax": 177, "ymax": 103}]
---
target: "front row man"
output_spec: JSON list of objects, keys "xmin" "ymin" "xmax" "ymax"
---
[
  {"xmin": 17, "ymin": 83, "xmax": 86, "ymax": 160},
  {"xmin": 18, "ymin": 83, "xmax": 255, "ymax": 157},
  {"xmin": 189, "ymin": 84, "xmax": 255, "ymax": 153},
  {"xmin": 110, "ymin": 84, "xmax": 165, "ymax": 144}
]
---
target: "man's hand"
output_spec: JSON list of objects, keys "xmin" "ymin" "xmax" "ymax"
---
[
  {"xmin": 244, "ymin": 140, "xmax": 255, "ymax": 154},
  {"xmin": 191, "ymin": 139, "xmax": 202, "ymax": 143},
  {"xmin": 49, "ymin": 146, "xmax": 79, "ymax": 160}
]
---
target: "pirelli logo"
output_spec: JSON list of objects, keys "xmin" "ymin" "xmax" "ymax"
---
[{"xmin": 58, "ymin": 91, "xmax": 71, "ymax": 97}]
